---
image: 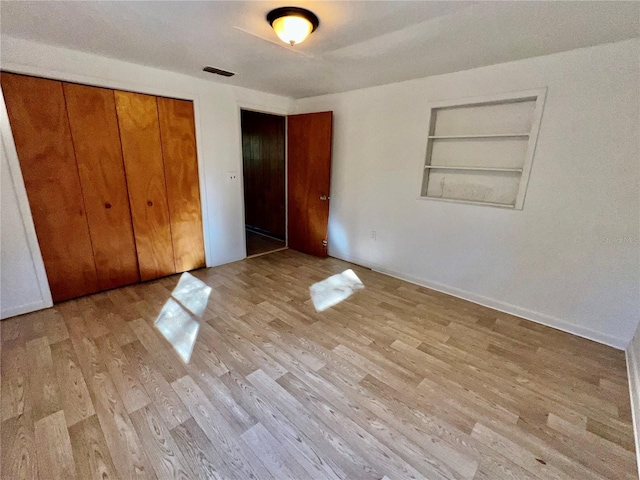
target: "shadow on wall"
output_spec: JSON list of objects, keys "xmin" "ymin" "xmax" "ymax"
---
[{"xmin": 327, "ymin": 217, "xmax": 352, "ymax": 259}]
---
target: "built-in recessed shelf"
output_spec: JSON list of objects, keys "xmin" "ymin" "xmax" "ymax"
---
[
  {"xmin": 428, "ymin": 133, "xmax": 530, "ymax": 139},
  {"xmin": 420, "ymin": 88, "xmax": 547, "ymax": 210},
  {"xmin": 424, "ymin": 165, "xmax": 523, "ymax": 173}
]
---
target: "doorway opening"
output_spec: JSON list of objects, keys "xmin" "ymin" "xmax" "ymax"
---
[{"xmin": 241, "ymin": 109, "xmax": 287, "ymax": 257}]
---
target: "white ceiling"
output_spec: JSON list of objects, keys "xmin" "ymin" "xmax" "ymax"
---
[{"xmin": 1, "ymin": 1, "xmax": 638, "ymax": 98}]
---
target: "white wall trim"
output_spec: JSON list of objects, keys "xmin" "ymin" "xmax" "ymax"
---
[
  {"xmin": 236, "ymin": 101, "xmax": 290, "ymax": 117},
  {"xmin": 331, "ymin": 253, "xmax": 628, "ymax": 350},
  {"xmin": 0, "ymin": 89, "xmax": 53, "ymax": 314},
  {"xmin": 626, "ymin": 341, "xmax": 640, "ymax": 477},
  {"xmin": 424, "ymin": 87, "xmax": 547, "ymax": 110},
  {"xmin": 1, "ymin": 300, "xmax": 52, "ymax": 320},
  {"xmin": 1, "ymin": 61, "xmax": 214, "ymax": 268}
]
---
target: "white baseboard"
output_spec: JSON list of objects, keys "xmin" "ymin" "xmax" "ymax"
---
[
  {"xmin": 626, "ymin": 342, "xmax": 640, "ymax": 478},
  {"xmin": 1, "ymin": 299, "xmax": 52, "ymax": 320},
  {"xmin": 331, "ymin": 252, "xmax": 628, "ymax": 350}
]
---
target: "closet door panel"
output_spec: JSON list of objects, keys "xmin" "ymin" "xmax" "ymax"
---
[
  {"xmin": 1, "ymin": 73, "xmax": 99, "ymax": 302},
  {"xmin": 63, "ymin": 83, "xmax": 140, "ymax": 290},
  {"xmin": 114, "ymin": 90, "xmax": 175, "ymax": 281},
  {"xmin": 157, "ymin": 97, "xmax": 205, "ymax": 272}
]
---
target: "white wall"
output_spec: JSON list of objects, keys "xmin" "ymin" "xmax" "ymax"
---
[
  {"xmin": 627, "ymin": 320, "xmax": 640, "ymax": 477},
  {"xmin": 0, "ymin": 36, "xmax": 293, "ymax": 318},
  {"xmin": 296, "ymin": 39, "xmax": 640, "ymax": 349}
]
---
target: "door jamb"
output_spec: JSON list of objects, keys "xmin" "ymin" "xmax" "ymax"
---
[{"xmin": 236, "ymin": 105, "xmax": 289, "ymax": 258}]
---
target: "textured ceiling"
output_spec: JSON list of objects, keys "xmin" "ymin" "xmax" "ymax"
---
[{"xmin": 1, "ymin": 1, "xmax": 638, "ymax": 98}]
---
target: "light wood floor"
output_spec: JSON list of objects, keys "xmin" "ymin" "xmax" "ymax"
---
[{"xmin": 1, "ymin": 250, "xmax": 637, "ymax": 479}]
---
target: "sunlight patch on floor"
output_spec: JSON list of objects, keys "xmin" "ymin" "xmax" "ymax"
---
[
  {"xmin": 155, "ymin": 299, "xmax": 200, "ymax": 363},
  {"xmin": 154, "ymin": 272, "xmax": 211, "ymax": 363},
  {"xmin": 309, "ymin": 269, "xmax": 364, "ymax": 312},
  {"xmin": 171, "ymin": 271, "xmax": 212, "ymax": 317}
]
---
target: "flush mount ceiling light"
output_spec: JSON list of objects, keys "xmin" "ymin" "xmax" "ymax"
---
[{"xmin": 267, "ymin": 6, "xmax": 319, "ymax": 46}]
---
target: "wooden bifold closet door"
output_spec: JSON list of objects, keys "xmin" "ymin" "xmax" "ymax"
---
[
  {"xmin": 1, "ymin": 73, "xmax": 100, "ymax": 302},
  {"xmin": 114, "ymin": 91, "xmax": 176, "ymax": 282},
  {"xmin": 2, "ymin": 72, "xmax": 205, "ymax": 302},
  {"xmin": 63, "ymin": 83, "xmax": 140, "ymax": 290},
  {"xmin": 157, "ymin": 97, "xmax": 205, "ymax": 273}
]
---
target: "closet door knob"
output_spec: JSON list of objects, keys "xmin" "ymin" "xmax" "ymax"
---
[
  {"xmin": 104, "ymin": 202, "xmax": 112, "ymax": 209},
  {"xmin": 147, "ymin": 200, "xmax": 153, "ymax": 206}
]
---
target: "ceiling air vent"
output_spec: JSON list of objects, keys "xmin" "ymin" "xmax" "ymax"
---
[{"xmin": 202, "ymin": 66, "xmax": 235, "ymax": 77}]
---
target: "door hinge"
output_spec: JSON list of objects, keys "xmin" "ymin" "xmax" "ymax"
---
[{"xmin": 322, "ymin": 240, "xmax": 328, "ymax": 247}]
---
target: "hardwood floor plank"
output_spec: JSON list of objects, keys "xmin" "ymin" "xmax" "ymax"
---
[
  {"xmin": 34, "ymin": 410, "xmax": 77, "ymax": 480},
  {"xmin": 391, "ymin": 339, "xmax": 522, "ymax": 426},
  {"xmin": 241, "ymin": 422, "xmax": 310, "ymax": 479},
  {"xmin": 218, "ymin": 313, "xmax": 329, "ymax": 374},
  {"xmin": 207, "ymin": 320, "xmax": 288, "ymax": 380},
  {"xmin": 219, "ymin": 369, "xmax": 359, "ymax": 480},
  {"xmin": 65, "ymin": 315, "xmax": 156, "ymax": 480},
  {"xmin": 79, "ymin": 298, "xmax": 112, "ymax": 339},
  {"xmin": 587, "ymin": 416, "xmax": 637, "ymax": 452},
  {"xmin": 318, "ymin": 367, "xmax": 479, "ymax": 480},
  {"xmin": 1, "ymin": 344, "xmax": 28, "ymax": 421},
  {"xmin": 68, "ymin": 415, "xmax": 119, "ymax": 480},
  {"xmin": 96, "ymin": 333, "xmax": 151, "ymax": 413},
  {"xmin": 128, "ymin": 318, "xmax": 189, "ymax": 383},
  {"xmin": 91, "ymin": 363, "xmax": 157, "ymax": 480},
  {"xmin": 196, "ymin": 323, "xmax": 258, "ymax": 377},
  {"xmin": 26, "ymin": 337, "xmax": 61, "ymax": 421},
  {"xmin": 547, "ymin": 413, "xmax": 636, "ymax": 477},
  {"xmin": 284, "ymin": 368, "xmax": 466, "ymax": 480},
  {"xmin": 471, "ymin": 422, "xmax": 571, "ymax": 480},
  {"xmin": 50, "ymin": 339, "xmax": 95, "ymax": 427},
  {"xmin": 130, "ymin": 403, "xmax": 196, "ymax": 480},
  {"xmin": 189, "ymin": 338, "xmax": 231, "ymax": 378},
  {"xmin": 171, "ymin": 375, "xmax": 275, "ymax": 480},
  {"xmin": 171, "ymin": 417, "xmax": 238, "ymax": 480},
  {"xmin": 1, "ymin": 308, "xmax": 69, "ymax": 350},
  {"xmin": 185, "ymin": 369, "xmax": 256, "ymax": 435},
  {"xmin": 1, "ymin": 411, "xmax": 38, "ymax": 480},
  {"xmin": 249, "ymin": 368, "xmax": 427, "ymax": 480},
  {"xmin": 332, "ymin": 343, "xmax": 419, "ymax": 392},
  {"xmin": 99, "ymin": 310, "xmax": 137, "ymax": 347},
  {"xmin": 346, "ymin": 364, "xmax": 590, "ymax": 480},
  {"xmin": 122, "ymin": 340, "xmax": 191, "ymax": 429}
]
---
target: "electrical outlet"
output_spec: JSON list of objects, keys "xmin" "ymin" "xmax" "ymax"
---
[
  {"xmin": 371, "ymin": 230, "xmax": 377, "ymax": 241},
  {"xmin": 228, "ymin": 171, "xmax": 238, "ymax": 181}
]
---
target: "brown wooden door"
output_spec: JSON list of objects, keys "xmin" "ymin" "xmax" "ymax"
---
[
  {"xmin": 287, "ymin": 112, "xmax": 333, "ymax": 257},
  {"xmin": 63, "ymin": 83, "xmax": 140, "ymax": 290},
  {"xmin": 1, "ymin": 73, "xmax": 100, "ymax": 301},
  {"xmin": 241, "ymin": 110, "xmax": 286, "ymax": 239},
  {"xmin": 115, "ymin": 90, "xmax": 176, "ymax": 281},
  {"xmin": 157, "ymin": 97, "xmax": 205, "ymax": 273}
]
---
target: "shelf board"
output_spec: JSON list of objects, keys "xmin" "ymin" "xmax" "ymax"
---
[
  {"xmin": 419, "ymin": 195, "xmax": 516, "ymax": 209},
  {"xmin": 428, "ymin": 133, "xmax": 529, "ymax": 139},
  {"xmin": 424, "ymin": 165, "xmax": 523, "ymax": 173}
]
